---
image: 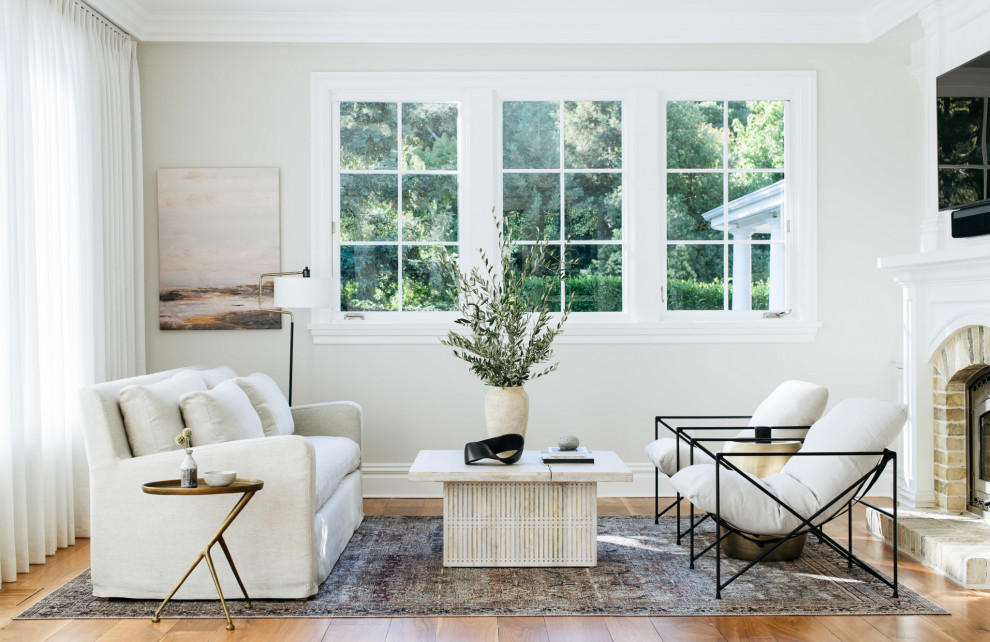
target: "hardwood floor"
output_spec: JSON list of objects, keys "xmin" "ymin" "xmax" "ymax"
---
[{"xmin": 0, "ymin": 497, "xmax": 987, "ymax": 641}]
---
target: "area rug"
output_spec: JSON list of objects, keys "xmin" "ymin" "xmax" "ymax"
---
[{"xmin": 15, "ymin": 516, "xmax": 946, "ymax": 619}]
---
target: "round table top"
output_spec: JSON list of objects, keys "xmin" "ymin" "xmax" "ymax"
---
[
  {"xmin": 722, "ymin": 440, "xmax": 802, "ymax": 454},
  {"xmin": 142, "ymin": 478, "xmax": 263, "ymax": 496}
]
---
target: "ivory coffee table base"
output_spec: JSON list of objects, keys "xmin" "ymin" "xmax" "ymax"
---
[
  {"xmin": 409, "ymin": 449, "xmax": 632, "ymax": 568},
  {"xmin": 442, "ymin": 481, "xmax": 598, "ymax": 567}
]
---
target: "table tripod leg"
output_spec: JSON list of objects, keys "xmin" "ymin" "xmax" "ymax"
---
[
  {"xmin": 152, "ymin": 553, "xmax": 204, "ymax": 623},
  {"xmin": 204, "ymin": 548, "xmax": 234, "ymax": 631},
  {"xmin": 217, "ymin": 535, "xmax": 252, "ymax": 608},
  {"xmin": 149, "ymin": 490, "xmax": 256, "ymax": 629}
]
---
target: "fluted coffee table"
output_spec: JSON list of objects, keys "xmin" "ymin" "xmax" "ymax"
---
[{"xmin": 409, "ymin": 450, "xmax": 632, "ymax": 567}]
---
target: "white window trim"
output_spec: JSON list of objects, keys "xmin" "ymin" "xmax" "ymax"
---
[{"xmin": 310, "ymin": 71, "xmax": 819, "ymax": 344}]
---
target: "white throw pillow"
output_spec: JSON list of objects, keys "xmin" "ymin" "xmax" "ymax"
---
[
  {"xmin": 233, "ymin": 373, "xmax": 294, "ymax": 437},
  {"xmin": 119, "ymin": 371, "xmax": 208, "ymax": 457},
  {"xmin": 200, "ymin": 365, "xmax": 238, "ymax": 388},
  {"xmin": 179, "ymin": 380, "xmax": 265, "ymax": 446}
]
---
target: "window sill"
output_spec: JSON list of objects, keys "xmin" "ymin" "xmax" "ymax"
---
[{"xmin": 308, "ymin": 319, "xmax": 821, "ymax": 345}]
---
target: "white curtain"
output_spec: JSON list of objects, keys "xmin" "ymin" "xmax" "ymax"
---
[{"xmin": 0, "ymin": 0, "xmax": 144, "ymax": 583}]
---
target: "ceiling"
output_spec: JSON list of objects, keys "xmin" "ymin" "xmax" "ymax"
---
[{"xmin": 89, "ymin": 0, "xmax": 929, "ymax": 44}]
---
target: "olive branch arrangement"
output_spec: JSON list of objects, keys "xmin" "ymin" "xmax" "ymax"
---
[{"xmin": 439, "ymin": 220, "xmax": 571, "ymax": 388}]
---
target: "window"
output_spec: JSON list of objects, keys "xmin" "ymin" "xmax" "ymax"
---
[
  {"xmin": 665, "ymin": 100, "xmax": 786, "ymax": 312},
  {"xmin": 502, "ymin": 101, "xmax": 623, "ymax": 313},
  {"xmin": 312, "ymin": 73, "xmax": 817, "ymax": 343},
  {"xmin": 337, "ymin": 101, "xmax": 460, "ymax": 312}
]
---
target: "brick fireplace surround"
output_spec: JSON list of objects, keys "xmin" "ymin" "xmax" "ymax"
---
[{"xmin": 931, "ymin": 326, "xmax": 990, "ymax": 512}]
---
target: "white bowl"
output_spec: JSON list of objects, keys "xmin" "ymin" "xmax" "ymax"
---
[{"xmin": 203, "ymin": 471, "xmax": 237, "ymax": 487}]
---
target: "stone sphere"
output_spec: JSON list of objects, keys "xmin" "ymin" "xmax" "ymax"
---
[{"xmin": 558, "ymin": 434, "xmax": 580, "ymax": 451}]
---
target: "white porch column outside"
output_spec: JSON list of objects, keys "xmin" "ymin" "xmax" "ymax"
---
[{"xmin": 730, "ymin": 230, "xmax": 752, "ymax": 310}]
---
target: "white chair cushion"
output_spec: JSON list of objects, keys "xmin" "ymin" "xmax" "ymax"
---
[
  {"xmin": 307, "ymin": 436, "xmax": 361, "ymax": 509},
  {"xmin": 234, "ymin": 373, "xmax": 294, "ymax": 437},
  {"xmin": 669, "ymin": 398, "xmax": 907, "ymax": 536},
  {"xmin": 118, "ymin": 371, "xmax": 207, "ymax": 457},
  {"xmin": 200, "ymin": 365, "xmax": 238, "ymax": 388},
  {"xmin": 739, "ymin": 379, "xmax": 829, "ymax": 439},
  {"xmin": 645, "ymin": 438, "xmax": 714, "ymax": 477},
  {"xmin": 782, "ymin": 398, "xmax": 907, "ymax": 502},
  {"xmin": 670, "ymin": 465, "xmax": 821, "ymax": 535},
  {"xmin": 645, "ymin": 380, "xmax": 828, "ymax": 476},
  {"xmin": 179, "ymin": 380, "xmax": 265, "ymax": 446}
]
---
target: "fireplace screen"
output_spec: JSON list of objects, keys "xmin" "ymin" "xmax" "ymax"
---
[
  {"xmin": 982, "ymin": 412, "xmax": 990, "ymax": 483},
  {"xmin": 969, "ymin": 372, "xmax": 990, "ymax": 512}
]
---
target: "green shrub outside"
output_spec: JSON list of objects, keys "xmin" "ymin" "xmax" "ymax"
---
[
  {"xmin": 667, "ymin": 278, "xmax": 770, "ymax": 310},
  {"xmin": 344, "ymin": 275, "xmax": 769, "ymax": 313}
]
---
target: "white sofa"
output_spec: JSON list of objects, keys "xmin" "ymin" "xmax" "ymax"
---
[{"xmin": 79, "ymin": 366, "xmax": 363, "ymax": 599}]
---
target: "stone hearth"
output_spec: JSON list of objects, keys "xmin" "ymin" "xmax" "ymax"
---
[{"xmin": 866, "ymin": 507, "xmax": 990, "ymax": 588}]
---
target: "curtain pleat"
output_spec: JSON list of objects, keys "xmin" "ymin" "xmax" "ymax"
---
[{"xmin": 0, "ymin": 0, "xmax": 143, "ymax": 583}]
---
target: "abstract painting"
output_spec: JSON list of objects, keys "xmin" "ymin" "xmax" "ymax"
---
[{"xmin": 158, "ymin": 168, "xmax": 282, "ymax": 330}]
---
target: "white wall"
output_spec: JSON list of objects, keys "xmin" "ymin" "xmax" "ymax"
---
[{"xmin": 138, "ymin": 43, "xmax": 923, "ymax": 496}]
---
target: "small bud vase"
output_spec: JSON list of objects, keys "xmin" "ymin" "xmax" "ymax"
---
[{"xmin": 180, "ymin": 448, "xmax": 198, "ymax": 488}]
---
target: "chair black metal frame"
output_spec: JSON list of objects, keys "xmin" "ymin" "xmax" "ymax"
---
[
  {"xmin": 653, "ymin": 416, "xmax": 810, "ymax": 544},
  {"xmin": 681, "ymin": 444, "xmax": 898, "ymax": 599}
]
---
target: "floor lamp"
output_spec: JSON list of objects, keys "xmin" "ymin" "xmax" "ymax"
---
[{"xmin": 258, "ymin": 267, "xmax": 333, "ymax": 405}]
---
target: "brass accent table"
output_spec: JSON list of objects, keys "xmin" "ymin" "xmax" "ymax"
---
[
  {"xmin": 718, "ymin": 441, "xmax": 807, "ymax": 562},
  {"xmin": 142, "ymin": 478, "xmax": 263, "ymax": 631}
]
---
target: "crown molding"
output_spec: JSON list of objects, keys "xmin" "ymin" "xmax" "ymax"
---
[
  {"xmin": 83, "ymin": 0, "xmax": 940, "ymax": 44},
  {"xmin": 84, "ymin": 0, "xmax": 153, "ymax": 39},
  {"xmin": 133, "ymin": 11, "xmax": 865, "ymax": 44},
  {"xmin": 861, "ymin": 0, "xmax": 932, "ymax": 42}
]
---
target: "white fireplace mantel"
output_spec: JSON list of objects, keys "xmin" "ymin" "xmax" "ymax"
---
[{"xmin": 879, "ymin": 246, "xmax": 990, "ymax": 508}]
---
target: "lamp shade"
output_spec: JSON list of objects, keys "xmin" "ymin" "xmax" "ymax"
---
[{"xmin": 273, "ymin": 276, "xmax": 334, "ymax": 308}]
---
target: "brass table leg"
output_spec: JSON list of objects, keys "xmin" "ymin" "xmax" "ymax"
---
[{"xmin": 151, "ymin": 491, "xmax": 256, "ymax": 631}]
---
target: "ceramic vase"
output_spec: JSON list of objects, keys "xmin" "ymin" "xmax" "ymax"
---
[
  {"xmin": 180, "ymin": 449, "xmax": 198, "ymax": 488},
  {"xmin": 484, "ymin": 386, "xmax": 529, "ymax": 439}
]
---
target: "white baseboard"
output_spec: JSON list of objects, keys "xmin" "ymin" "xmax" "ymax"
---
[{"xmin": 362, "ymin": 462, "xmax": 895, "ymax": 499}]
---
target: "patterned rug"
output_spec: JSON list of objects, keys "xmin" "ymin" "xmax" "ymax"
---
[{"xmin": 16, "ymin": 516, "xmax": 946, "ymax": 619}]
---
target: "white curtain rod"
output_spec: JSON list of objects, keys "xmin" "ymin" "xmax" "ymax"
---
[{"xmin": 73, "ymin": 0, "xmax": 131, "ymax": 40}]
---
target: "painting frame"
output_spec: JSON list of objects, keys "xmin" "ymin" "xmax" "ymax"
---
[{"xmin": 157, "ymin": 167, "xmax": 282, "ymax": 330}]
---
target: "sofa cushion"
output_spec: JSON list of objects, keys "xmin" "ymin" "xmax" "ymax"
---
[
  {"xmin": 307, "ymin": 436, "xmax": 361, "ymax": 509},
  {"xmin": 200, "ymin": 365, "xmax": 238, "ymax": 388},
  {"xmin": 179, "ymin": 380, "xmax": 265, "ymax": 446},
  {"xmin": 119, "ymin": 371, "xmax": 208, "ymax": 457},
  {"xmin": 234, "ymin": 373, "xmax": 294, "ymax": 437}
]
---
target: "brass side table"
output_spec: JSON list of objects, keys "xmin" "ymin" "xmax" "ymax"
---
[{"xmin": 142, "ymin": 478, "xmax": 263, "ymax": 631}]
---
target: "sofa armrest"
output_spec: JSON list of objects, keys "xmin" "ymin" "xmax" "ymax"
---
[{"xmin": 291, "ymin": 402, "xmax": 362, "ymax": 448}]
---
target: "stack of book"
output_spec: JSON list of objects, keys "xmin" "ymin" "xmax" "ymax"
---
[{"xmin": 541, "ymin": 446, "xmax": 595, "ymax": 464}]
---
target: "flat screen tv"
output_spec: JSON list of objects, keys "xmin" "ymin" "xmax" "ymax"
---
[{"xmin": 937, "ymin": 51, "xmax": 990, "ymax": 214}]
